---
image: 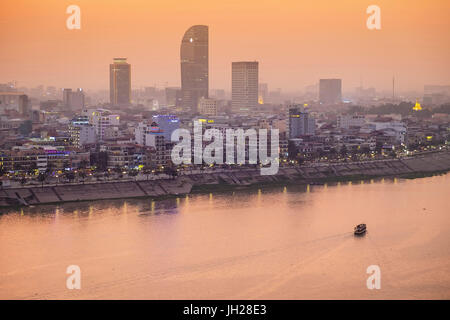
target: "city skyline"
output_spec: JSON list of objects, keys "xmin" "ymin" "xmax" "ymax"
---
[{"xmin": 1, "ymin": 0, "xmax": 449, "ymax": 92}]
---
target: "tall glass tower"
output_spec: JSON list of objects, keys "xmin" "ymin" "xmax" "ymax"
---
[
  {"xmin": 180, "ymin": 25, "xmax": 209, "ymax": 114},
  {"xmin": 110, "ymin": 58, "xmax": 131, "ymax": 106}
]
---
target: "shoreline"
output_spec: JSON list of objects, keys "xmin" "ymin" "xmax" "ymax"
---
[{"xmin": 1, "ymin": 151, "xmax": 450, "ymax": 209}]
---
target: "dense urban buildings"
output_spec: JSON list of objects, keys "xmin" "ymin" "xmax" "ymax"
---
[
  {"xmin": 110, "ymin": 58, "xmax": 131, "ymax": 106},
  {"xmin": 231, "ymin": 61, "xmax": 259, "ymax": 114},
  {"xmin": 0, "ymin": 92, "xmax": 30, "ymax": 116},
  {"xmin": 319, "ymin": 79, "xmax": 342, "ymax": 104},
  {"xmin": 180, "ymin": 25, "xmax": 209, "ymax": 114}
]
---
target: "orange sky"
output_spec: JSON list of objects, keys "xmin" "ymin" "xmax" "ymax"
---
[{"xmin": 1, "ymin": 0, "xmax": 449, "ymax": 93}]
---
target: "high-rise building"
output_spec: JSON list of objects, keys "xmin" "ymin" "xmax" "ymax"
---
[
  {"xmin": 63, "ymin": 88, "xmax": 85, "ymax": 110},
  {"xmin": 288, "ymin": 105, "xmax": 315, "ymax": 138},
  {"xmin": 231, "ymin": 61, "xmax": 258, "ymax": 113},
  {"xmin": 180, "ymin": 25, "xmax": 209, "ymax": 114},
  {"xmin": 319, "ymin": 79, "xmax": 342, "ymax": 104},
  {"xmin": 110, "ymin": 58, "xmax": 131, "ymax": 106}
]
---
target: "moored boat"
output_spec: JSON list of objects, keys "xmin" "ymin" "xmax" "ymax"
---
[{"xmin": 354, "ymin": 223, "xmax": 367, "ymax": 236}]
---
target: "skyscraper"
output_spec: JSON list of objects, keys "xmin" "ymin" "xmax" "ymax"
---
[
  {"xmin": 110, "ymin": 58, "xmax": 131, "ymax": 106},
  {"xmin": 319, "ymin": 79, "xmax": 342, "ymax": 104},
  {"xmin": 63, "ymin": 88, "xmax": 85, "ymax": 111},
  {"xmin": 180, "ymin": 25, "xmax": 209, "ymax": 114},
  {"xmin": 231, "ymin": 61, "xmax": 259, "ymax": 113}
]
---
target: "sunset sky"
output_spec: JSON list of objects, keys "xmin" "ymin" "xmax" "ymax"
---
[{"xmin": 1, "ymin": 0, "xmax": 449, "ymax": 93}]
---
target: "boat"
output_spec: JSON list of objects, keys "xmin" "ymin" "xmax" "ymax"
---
[{"xmin": 354, "ymin": 223, "xmax": 367, "ymax": 236}]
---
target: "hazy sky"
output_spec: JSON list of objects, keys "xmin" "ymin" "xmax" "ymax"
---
[{"xmin": 1, "ymin": 0, "xmax": 449, "ymax": 93}]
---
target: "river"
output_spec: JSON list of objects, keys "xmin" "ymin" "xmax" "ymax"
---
[{"xmin": 1, "ymin": 175, "xmax": 449, "ymax": 299}]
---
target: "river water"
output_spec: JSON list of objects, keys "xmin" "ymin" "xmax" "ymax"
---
[{"xmin": 1, "ymin": 175, "xmax": 449, "ymax": 299}]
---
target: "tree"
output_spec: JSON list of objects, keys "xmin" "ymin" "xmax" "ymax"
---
[
  {"xmin": 38, "ymin": 172, "xmax": 47, "ymax": 187},
  {"xmin": 287, "ymin": 140, "xmax": 299, "ymax": 160},
  {"xmin": 164, "ymin": 165, "xmax": 178, "ymax": 179},
  {"xmin": 340, "ymin": 145, "xmax": 348, "ymax": 158},
  {"xmin": 128, "ymin": 169, "xmax": 139, "ymax": 180},
  {"xmin": 79, "ymin": 159, "xmax": 89, "ymax": 170},
  {"xmin": 27, "ymin": 162, "xmax": 37, "ymax": 176},
  {"xmin": 13, "ymin": 163, "xmax": 23, "ymax": 173},
  {"xmin": 113, "ymin": 165, "xmax": 122, "ymax": 174},
  {"xmin": 78, "ymin": 170, "xmax": 86, "ymax": 183},
  {"xmin": 65, "ymin": 171, "xmax": 75, "ymax": 182},
  {"xmin": 46, "ymin": 162, "xmax": 54, "ymax": 175},
  {"xmin": 96, "ymin": 151, "xmax": 108, "ymax": 171},
  {"xmin": 375, "ymin": 141, "xmax": 383, "ymax": 154}
]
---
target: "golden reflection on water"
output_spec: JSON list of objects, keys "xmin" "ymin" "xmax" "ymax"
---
[{"xmin": 0, "ymin": 175, "xmax": 449, "ymax": 300}]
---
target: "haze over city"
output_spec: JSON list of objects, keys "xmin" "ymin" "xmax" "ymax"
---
[
  {"xmin": 1, "ymin": 0, "xmax": 450, "ymax": 307},
  {"xmin": 1, "ymin": 0, "xmax": 450, "ymax": 92}
]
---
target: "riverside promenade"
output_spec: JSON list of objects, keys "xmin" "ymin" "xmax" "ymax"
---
[{"xmin": 1, "ymin": 151, "xmax": 450, "ymax": 207}]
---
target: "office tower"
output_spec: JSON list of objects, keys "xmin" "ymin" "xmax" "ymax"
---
[
  {"xmin": 63, "ymin": 88, "xmax": 85, "ymax": 110},
  {"xmin": 198, "ymin": 97, "xmax": 217, "ymax": 116},
  {"xmin": 319, "ymin": 79, "xmax": 342, "ymax": 104},
  {"xmin": 180, "ymin": 25, "xmax": 209, "ymax": 114},
  {"xmin": 71, "ymin": 88, "xmax": 84, "ymax": 110},
  {"xmin": 63, "ymin": 88, "xmax": 72, "ymax": 108},
  {"xmin": 151, "ymin": 115, "xmax": 180, "ymax": 141},
  {"xmin": 110, "ymin": 58, "xmax": 131, "ymax": 106},
  {"xmin": 231, "ymin": 61, "xmax": 259, "ymax": 113},
  {"xmin": 288, "ymin": 105, "xmax": 315, "ymax": 138}
]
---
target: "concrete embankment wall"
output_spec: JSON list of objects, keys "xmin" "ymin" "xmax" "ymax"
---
[{"xmin": 1, "ymin": 151, "xmax": 450, "ymax": 207}]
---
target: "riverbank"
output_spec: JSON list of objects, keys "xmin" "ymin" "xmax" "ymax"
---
[{"xmin": 1, "ymin": 151, "xmax": 450, "ymax": 208}]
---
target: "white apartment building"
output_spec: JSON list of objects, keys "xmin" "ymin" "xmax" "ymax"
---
[
  {"xmin": 135, "ymin": 122, "xmax": 165, "ymax": 147},
  {"xmin": 82, "ymin": 109, "xmax": 120, "ymax": 141}
]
